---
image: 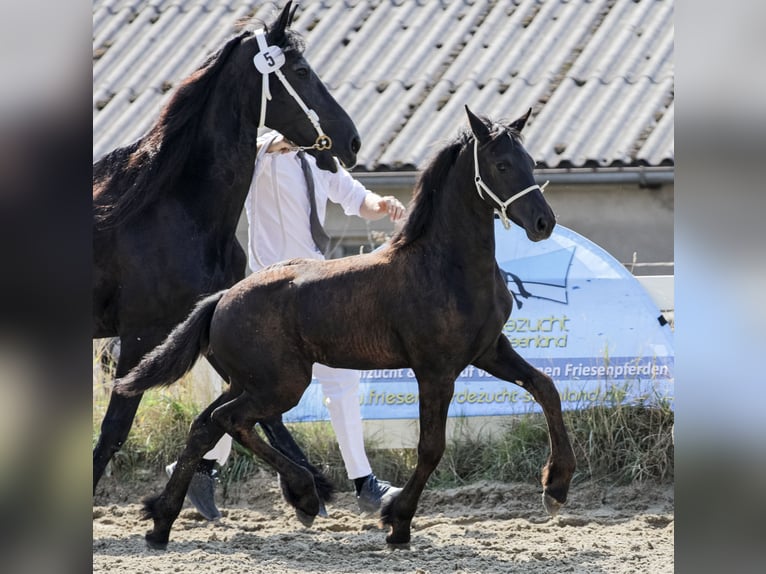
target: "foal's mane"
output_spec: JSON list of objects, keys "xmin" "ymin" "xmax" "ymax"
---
[
  {"xmin": 93, "ymin": 23, "xmax": 305, "ymax": 231},
  {"xmin": 391, "ymin": 120, "xmax": 521, "ymax": 248}
]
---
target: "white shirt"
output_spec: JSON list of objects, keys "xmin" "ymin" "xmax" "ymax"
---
[{"xmin": 244, "ymin": 132, "xmax": 370, "ymax": 272}]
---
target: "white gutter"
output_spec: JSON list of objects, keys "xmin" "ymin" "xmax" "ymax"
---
[{"xmin": 354, "ymin": 167, "xmax": 674, "ymax": 190}]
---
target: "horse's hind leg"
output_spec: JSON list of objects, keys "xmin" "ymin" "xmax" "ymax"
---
[
  {"xmin": 204, "ymin": 354, "xmax": 335, "ymax": 508},
  {"xmin": 473, "ymin": 335, "xmax": 576, "ymax": 514},
  {"xmin": 143, "ymin": 390, "xmax": 233, "ymax": 549},
  {"xmin": 210, "ymin": 391, "xmax": 321, "ymax": 526},
  {"xmin": 259, "ymin": 415, "xmax": 335, "ymax": 509}
]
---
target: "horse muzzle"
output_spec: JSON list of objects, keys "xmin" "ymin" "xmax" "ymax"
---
[
  {"xmin": 512, "ymin": 206, "xmax": 555, "ymax": 242},
  {"xmin": 531, "ymin": 211, "xmax": 556, "ymax": 241},
  {"xmin": 306, "ymin": 136, "xmax": 359, "ymax": 173}
]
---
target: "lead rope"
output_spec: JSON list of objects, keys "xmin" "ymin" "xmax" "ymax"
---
[
  {"xmin": 254, "ymin": 29, "xmax": 332, "ymax": 151},
  {"xmin": 473, "ymin": 136, "xmax": 549, "ymax": 229}
]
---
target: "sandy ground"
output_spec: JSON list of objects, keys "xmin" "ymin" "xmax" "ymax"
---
[{"xmin": 93, "ymin": 472, "xmax": 673, "ymax": 573}]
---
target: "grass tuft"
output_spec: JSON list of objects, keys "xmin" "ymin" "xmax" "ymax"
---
[{"xmin": 94, "ymin": 342, "xmax": 673, "ymax": 491}]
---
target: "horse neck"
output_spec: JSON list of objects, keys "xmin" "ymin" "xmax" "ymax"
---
[
  {"xmin": 187, "ymin": 72, "xmax": 262, "ymax": 231},
  {"xmin": 425, "ymin": 149, "xmax": 499, "ymax": 271}
]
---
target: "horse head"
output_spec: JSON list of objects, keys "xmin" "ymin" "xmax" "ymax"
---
[
  {"xmin": 465, "ymin": 105, "xmax": 555, "ymax": 241},
  {"xmin": 237, "ymin": 2, "xmax": 360, "ymax": 172}
]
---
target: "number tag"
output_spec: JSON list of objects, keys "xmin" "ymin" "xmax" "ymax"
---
[{"xmin": 253, "ymin": 46, "xmax": 285, "ymax": 73}]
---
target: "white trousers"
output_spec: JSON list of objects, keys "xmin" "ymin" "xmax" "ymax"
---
[
  {"xmin": 313, "ymin": 364, "xmax": 372, "ymax": 479},
  {"xmin": 203, "ymin": 364, "xmax": 371, "ymax": 479}
]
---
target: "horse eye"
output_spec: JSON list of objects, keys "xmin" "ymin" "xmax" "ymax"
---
[
  {"xmin": 294, "ymin": 66, "xmax": 309, "ymax": 78},
  {"xmin": 496, "ymin": 162, "xmax": 509, "ymax": 172}
]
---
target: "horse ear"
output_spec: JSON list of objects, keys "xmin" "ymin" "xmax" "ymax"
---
[
  {"xmin": 509, "ymin": 108, "xmax": 532, "ymax": 133},
  {"xmin": 288, "ymin": 2, "xmax": 299, "ymax": 27},
  {"xmin": 465, "ymin": 105, "xmax": 491, "ymax": 144},
  {"xmin": 272, "ymin": 2, "xmax": 292, "ymax": 42}
]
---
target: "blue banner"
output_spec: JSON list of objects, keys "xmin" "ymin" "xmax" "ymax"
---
[{"xmin": 284, "ymin": 223, "xmax": 674, "ymax": 422}]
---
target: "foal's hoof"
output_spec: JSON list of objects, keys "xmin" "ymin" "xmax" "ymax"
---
[
  {"xmin": 145, "ymin": 531, "xmax": 169, "ymax": 551},
  {"xmin": 294, "ymin": 508, "xmax": 316, "ymax": 528},
  {"xmin": 385, "ymin": 537, "xmax": 411, "ymax": 549},
  {"xmin": 385, "ymin": 526, "xmax": 411, "ymax": 546},
  {"xmin": 542, "ymin": 492, "xmax": 563, "ymax": 517}
]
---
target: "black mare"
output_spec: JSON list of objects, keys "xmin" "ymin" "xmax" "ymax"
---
[
  {"xmin": 93, "ymin": 2, "xmax": 359, "ymax": 511},
  {"xmin": 117, "ymin": 106, "xmax": 576, "ymax": 548}
]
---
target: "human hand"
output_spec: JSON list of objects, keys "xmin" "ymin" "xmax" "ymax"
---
[{"xmin": 377, "ymin": 196, "xmax": 406, "ymax": 222}]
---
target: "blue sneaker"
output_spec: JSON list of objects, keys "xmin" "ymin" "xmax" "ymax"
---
[
  {"xmin": 166, "ymin": 460, "xmax": 221, "ymax": 521},
  {"xmin": 356, "ymin": 474, "xmax": 402, "ymax": 514}
]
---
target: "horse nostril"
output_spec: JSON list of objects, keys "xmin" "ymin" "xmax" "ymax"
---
[
  {"xmin": 350, "ymin": 136, "xmax": 361, "ymax": 154},
  {"xmin": 536, "ymin": 216, "xmax": 550, "ymax": 234}
]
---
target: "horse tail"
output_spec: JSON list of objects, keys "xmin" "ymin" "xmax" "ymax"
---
[{"xmin": 114, "ymin": 290, "xmax": 226, "ymax": 397}]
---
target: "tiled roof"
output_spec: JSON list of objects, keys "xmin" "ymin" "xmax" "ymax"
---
[{"xmin": 93, "ymin": 0, "xmax": 674, "ymax": 171}]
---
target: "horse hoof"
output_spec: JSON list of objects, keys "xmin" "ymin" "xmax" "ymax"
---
[
  {"xmin": 145, "ymin": 532, "xmax": 169, "ymax": 551},
  {"xmin": 386, "ymin": 534, "xmax": 410, "ymax": 550},
  {"xmin": 385, "ymin": 527, "xmax": 411, "ymax": 546},
  {"xmin": 542, "ymin": 492, "xmax": 562, "ymax": 517},
  {"xmin": 317, "ymin": 500, "xmax": 328, "ymax": 518},
  {"xmin": 295, "ymin": 509, "xmax": 316, "ymax": 528}
]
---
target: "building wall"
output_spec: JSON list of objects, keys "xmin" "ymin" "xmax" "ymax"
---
[
  {"xmin": 544, "ymin": 183, "xmax": 674, "ymax": 275},
  {"xmin": 236, "ymin": 182, "xmax": 674, "ymax": 276}
]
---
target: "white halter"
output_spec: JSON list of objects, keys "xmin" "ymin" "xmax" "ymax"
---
[
  {"xmin": 253, "ymin": 29, "xmax": 332, "ymax": 151},
  {"xmin": 472, "ymin": 136, "xmax": 549, "ymax": 229}
]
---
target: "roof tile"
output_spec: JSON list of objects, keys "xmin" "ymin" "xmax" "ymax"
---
[{"xmin": 93, "ymin": 0, "xmax": 674, "ymax": 169}]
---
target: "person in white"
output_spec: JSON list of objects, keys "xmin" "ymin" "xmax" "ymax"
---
[{"xmin": 168, "ymin": 131, "xmax": 406, "ymax": 520}]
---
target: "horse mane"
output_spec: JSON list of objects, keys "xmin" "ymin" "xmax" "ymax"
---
[
  {"xmin": 391, "ymin": 118, "xmax": 523, "ymax": 249},
  {"xmin": 93, "ymin": 32, "xmax": 248, "ymax": 230},
  {"xmin": 93, "ymin": 19, "xmax": 305, "ymax": 232},
  {"xmin": 390, "ymin": 135, "xmax": 466, "ymax": 249}
]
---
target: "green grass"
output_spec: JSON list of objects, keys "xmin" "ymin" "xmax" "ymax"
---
[
  {"xmin": 93, "ymin": 340, "xmax": 203, "ymax": 480},
  {"xmin": 94, "ymin": 342, "xmax": 673, "ymax": 491}
]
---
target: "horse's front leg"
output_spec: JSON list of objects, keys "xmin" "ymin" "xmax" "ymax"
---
[
  {"xmin": 381, "ymin": 374, "xmax": 455, "ymax": 545},
  {"xmin": 93, "ymin": 391, "xmax": 143, "ymax": 490},
  {"xmin": 94, "ymin": 334, "xmax": 164, "ymax": 490},
  {"xmin": 473, "ymin": 335, "xmax": 575, "ymax": 515}
]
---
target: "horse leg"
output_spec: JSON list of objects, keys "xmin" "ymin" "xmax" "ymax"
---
[
  {"xmin": 381, "ymin": 374, "xmax": 455, "ymax": 545},
  {"xmin": 259, "ymin": 415, "xmax": 335, "ymax": 508},
  {"xmin": 473, "ymin": 335, "xmax": 576, "ymax": 515},
  {"xmin": 142, "ymin": 390, "xmax": 234, "ymax": 549},
  {"xmin": 204, "ymin": 354, "xmax": 334, "ymax": 506},
  {"xmin": 210, "ymin": 390, "xmax": 321, "ymax": 526},
  {"xmin": 93, "ymin": 392, "xmax": 143, "ymax": 490},
  {"xmin": 93, "ymin": 335, "xmax": 162, "ymax": 491}
]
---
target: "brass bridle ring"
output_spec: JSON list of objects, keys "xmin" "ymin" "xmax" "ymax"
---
[{"xmin": 314, "ymin": 135, "xmax": 332, "ymax": 151}]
